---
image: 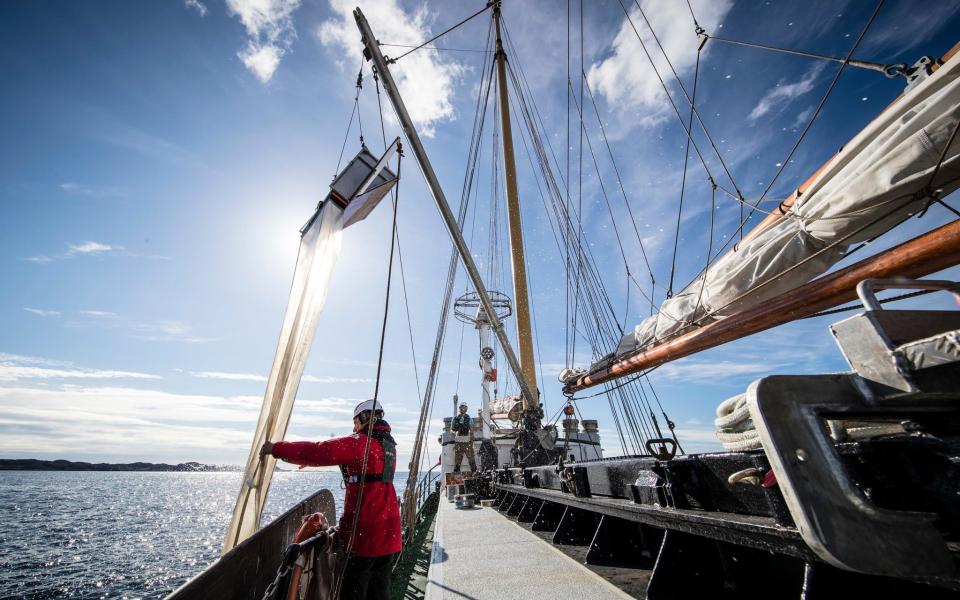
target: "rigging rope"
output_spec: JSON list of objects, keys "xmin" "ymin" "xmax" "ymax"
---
[
  {"xmin": 333, "ymin": 130, "xmax": 401, "ymax": 600},
  {"xmin": 699, "ymin": 0, "xmax": 888, "ymax": 272},
  {"xmin": 667, "ymin": 49, "xmax": 701, "ymax": 299},
  {"xmin": 334, "ymin": 64, "xmax": 365, "ymax": 177},
  {"xmin": 704, "ymin": 34, "xmax": 908, "ymax": 78},
  {"xmin": 628, "ymin": 0, "xmax": 746, "ymax": 205},
  {"xmin": 387, "ymin": 2, "xmax": 495, "ymax": 64}
]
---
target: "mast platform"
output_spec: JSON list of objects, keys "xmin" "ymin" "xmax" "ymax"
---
[{"xmin": 425, "ymin": 495, "xmax": 633, "ymax": 599}]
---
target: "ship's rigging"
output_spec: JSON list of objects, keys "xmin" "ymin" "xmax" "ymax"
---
[{"xmin": 221, "ymin": 0, "xmax": 960, "ymax": 560}]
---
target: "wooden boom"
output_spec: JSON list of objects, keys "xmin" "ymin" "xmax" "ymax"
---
[{"xmin": 565, "ymin": 219, "xmax": 960, "ymax": 393}]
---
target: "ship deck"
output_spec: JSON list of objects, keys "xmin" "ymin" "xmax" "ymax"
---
[{"xmin": 425, "ymin": 496, "xmax": 634, "ymax": 600}]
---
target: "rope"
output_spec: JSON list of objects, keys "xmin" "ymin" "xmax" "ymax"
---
[
  {"xmin": 333, "ymin": 158, "xmax": 399, "ymax": 597},
  {"xmin": 628, "ymin": 0, "xmax": 746, "ymax": 204},
  {"xmin": 334, "ymin": 64, "xmax": 365, "ymax": 177},
  {"xmin": 698, "ymin": 0, "xmax": 888, "ymax": 272},
  {"xmin": 387, "ymin": 2, "xmax": 495, "ymax": 64},
  {"xmin": 332, "ymin": 70, "xmax": 401, "ymax": 600},
  {"xmin": 667, "ymin": 48, "xmax": 701, "ymax": 298},
  {"xmin": 380, "ymin": 43, "xmax": 489, "ymax": 54},
  {"xmin": 802, "ymin": 289, "xmax": 936, "ymax": 319},
  {"xmin": 705, "ymin": 34, "xmax": 907, "ymax": 77}
]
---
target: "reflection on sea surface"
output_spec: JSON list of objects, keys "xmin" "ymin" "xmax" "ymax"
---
[{"xmin": 0, "ymin": 471, "xmax": 349, "ymax": 599}]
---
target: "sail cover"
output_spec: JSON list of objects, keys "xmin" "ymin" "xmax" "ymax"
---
[
  {"xmin": 222, "ymin": 201, "xmax": 344, "ymax": 553},
  {"xmin": 618, "ymin": 53, "xmax": 960, "ymax": 358}
]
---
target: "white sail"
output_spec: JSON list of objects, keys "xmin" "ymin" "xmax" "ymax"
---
[
  {"xmin": 222, "ymin": 201, "xmax": 344, "ymax": 553},
  {"xmin": 625, "ymin": 54, "xmax": 960, "ymax": 355}
]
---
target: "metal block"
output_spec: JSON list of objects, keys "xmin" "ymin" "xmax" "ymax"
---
[{"xmin": 748, "ymin": 372, "xmax": 956, "ymax": 577}]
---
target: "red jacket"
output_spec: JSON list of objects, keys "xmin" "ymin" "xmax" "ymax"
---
[{"xmin": 272, "ymin": 421, "xmax": 402, "ymax": 557}]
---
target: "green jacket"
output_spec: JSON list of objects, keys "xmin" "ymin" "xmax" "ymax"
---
[{"xmin": 452, "ymin": 414, "xmax": 473, "ymax": 436}]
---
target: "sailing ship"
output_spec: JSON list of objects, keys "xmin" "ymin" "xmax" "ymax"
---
[{"xmin": 166, "ymin": 1, "xmax": 960, "ymax": 598}]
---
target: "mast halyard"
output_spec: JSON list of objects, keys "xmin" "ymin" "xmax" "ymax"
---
[{"xmin": 493, "ymin": 4, "xmax": 539, "ymax": 415}]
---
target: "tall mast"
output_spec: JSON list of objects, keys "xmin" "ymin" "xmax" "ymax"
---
[
  {"xmin": 352, "ymin": 7, "xmax": 538, "ymax": 410},
  {"xmin": 494, "ymin": 4, "xmax": 539, "ymax": 412}
]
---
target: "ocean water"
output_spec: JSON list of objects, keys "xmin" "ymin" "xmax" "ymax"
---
[{"xmin": 0, "ymin": 471, "xmax": 347, "ymax": 599}]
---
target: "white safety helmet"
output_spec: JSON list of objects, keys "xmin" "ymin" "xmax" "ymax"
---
[
  {"xmin": 353, "ymin": 399, "xmax": 384, "ymax": 418},
  {"xmin": 458, "ymin": 402, "xmax": 468, "ymax": 409}
]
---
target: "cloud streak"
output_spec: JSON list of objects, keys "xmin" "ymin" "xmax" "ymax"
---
[
  {"xmin": 68, "ymin": 311, "xmax": 214, "ymax": 344},
  {"xmin": 187, "ymin": 370, "xmax": 372, "ymax": 384},
  {"xmin": 23, "ymin": 308, "xmax": 61, "ymax": 317},
  {"xmin": 0, "ymin": 354, "xmax": 160, "ymax": 382},
  {"xmin": 748, "ymin": 63, "xmax": 825, "ymax": 121}
]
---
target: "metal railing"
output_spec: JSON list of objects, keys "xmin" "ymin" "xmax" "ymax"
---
[{"xmin": 413, "ymin": 462, "xmax": 442, "ymax": 518}]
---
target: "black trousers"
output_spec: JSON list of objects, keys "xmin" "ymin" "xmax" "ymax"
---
[{"xmin": 339, "ymin": 552, "xmax": 396, "ymax": 600}]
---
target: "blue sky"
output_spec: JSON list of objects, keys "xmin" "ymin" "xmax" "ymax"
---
[{"xmin": 2, "ymin": 0, "xmax": 959, "ymax": 467}]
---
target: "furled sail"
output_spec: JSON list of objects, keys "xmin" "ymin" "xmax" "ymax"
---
[
  {"xmin": 222, "ymin": 200, "xmax": 344, "ymax": 553},
  {"xmin": 615, "ymin": 51, "xmax": 960, "ymax": 360}
]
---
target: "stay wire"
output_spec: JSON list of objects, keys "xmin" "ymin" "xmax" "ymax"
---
[
  {"xmin": 630, "ymin": 0, "xmax": 746, "ymax": 204},
  {"xmin": 704, "ymin": 34, "xmax": 907, "ymax": 77},
  {"xmin": 705, "ymin": 0, "xmax": 888, "ymax": 270},
  {"xmin": 667, "ymin": 49, "xmax": 701, "ymax": 298},
  {"xmin": 388, "ymin": 2, "xmax": 495, "ymax": 64},
  {"xmin": 333, "ymin": 139, "xmax": 400, "ymax": 600},
  {"xmin": 334, "ymin": 62, "xmax": 365, "ymax": 177},
  {"xmin": 582, "ymin": 74, "xmax": 657, "ymax": 299},
  {"xmin": 373, "ymin": 70, "xmax": 422, "ymax": 403}
]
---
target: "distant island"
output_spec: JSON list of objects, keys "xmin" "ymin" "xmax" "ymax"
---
[{"xmin": 0, "ymin": 458, "xmax": 243, "ymax": 472}]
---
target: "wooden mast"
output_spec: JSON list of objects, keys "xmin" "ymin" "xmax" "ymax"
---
[
  {"xmin": 565, "ymin": 219, "xmax": 960, "ymax": 393},
  {"xmin": 494, "ymin": 4, "xmax": 539, "ymax": 411}
]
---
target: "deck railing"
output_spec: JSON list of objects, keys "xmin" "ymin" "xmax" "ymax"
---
[{"xmin": 414, "ymin": 462, "xmax": 442, "ymax": 516}]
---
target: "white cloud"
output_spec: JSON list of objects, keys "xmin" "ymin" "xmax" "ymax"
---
[
  {"xmin": 0, "ymin": 384, "xmax": 383, "ymax": 463},
  {"xmin": 656, "ymin": 360, "xmax": 775, "ymax": 383},
  {"xmin": 748, "ymin": 64, "xmax": 824, "ymax": 121},
  {"xmin": 191, "ymin": 370, "xmax": 268, "ymax": 382},
  {"xmin": 68, "ymin": 240, "xmax": 118, "ymax": 255},
  {"xmin": 24, "ymin": 240, "xmax": 123, "ymax": 264},
  {"xmin": 23, "ymin": 308, "xmax": 61, "ymax": 317},
  {"xmin": 318, "ymin": 0, "xmax": 465, "ymax": 137},
  {"xmin": 187, "ymin": 370, "xmax": 372, "ymax": 384},
  {"xmin": 587, "ymin": 0, "xmax": 732, "ymax": 125},
  {"xmin": 79, "ymin": 309, "xmax": 118, "ymax": 317},
  {"xmin": 184, "ymin": 0, "xmax": 208, "ymax": 17},
  {"xmin": 226, "ymin": 0, "xmax": 302, "ymax": 82},
  {"xmin": 0, "ymin": 354, "xmax": 159, "ymax": 382},
  {"xmin": 302, "ymin": 374, "xmax": 372, "ymax": 384}
]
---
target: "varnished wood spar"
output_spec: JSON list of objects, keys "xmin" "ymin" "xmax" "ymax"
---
[{"xmin": 565, "ymin": 219, "xmax": 960, "ymax": 393}]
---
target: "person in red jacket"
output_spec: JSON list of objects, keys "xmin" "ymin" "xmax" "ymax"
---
[{"xmin": 261, "ymin": 399, "xmax": 401, "ymax": 600}]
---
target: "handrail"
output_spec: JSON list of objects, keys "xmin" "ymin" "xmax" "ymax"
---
[{"xmin": 414, "ymin": 462, "xmax": 442, "ymax": 517}]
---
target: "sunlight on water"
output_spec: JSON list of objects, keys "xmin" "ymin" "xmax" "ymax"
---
[{"xmin": 0, "ymin": 471, "xmax": 347, "ymax": 599}]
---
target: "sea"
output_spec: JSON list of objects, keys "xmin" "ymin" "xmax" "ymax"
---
[{"xmin": 0, "ymin": 471, "xmax": 349, "ymax": 599}]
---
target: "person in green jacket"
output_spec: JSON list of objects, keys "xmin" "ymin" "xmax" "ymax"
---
[{"xmin": 452, "ymin": 402, "xmax": 477, "ymax": 473}]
